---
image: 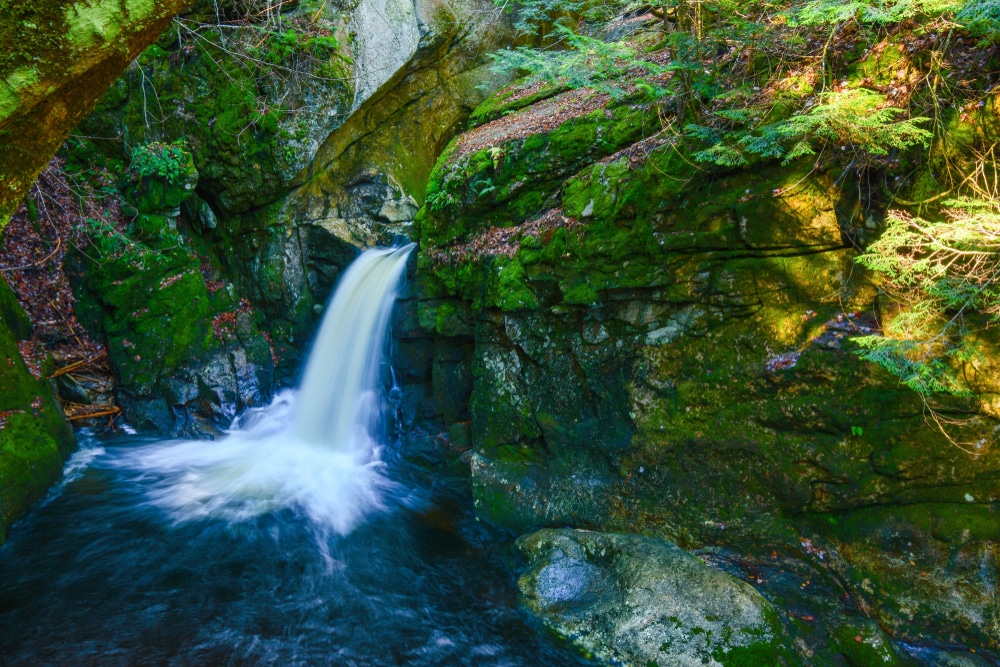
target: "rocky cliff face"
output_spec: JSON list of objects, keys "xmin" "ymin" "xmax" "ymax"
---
[
  {"xmin": 66, "ymin": 0, "xmax": 509, "ymax": 432},
  {"xmin": 7, "ymin": 2, "xmax": 998, "ymax": 663},
  {"xmin": 411, "ymin": 80, "xmax": 1000, "ymax": 659},
  {"xmin": 0, "ymin": 0, "xmax": 197, "ymax": 542}
]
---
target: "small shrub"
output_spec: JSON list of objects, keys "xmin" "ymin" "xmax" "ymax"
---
[{"xmin": 129, "ymin": 141, "xmax": 189, "ymax": 185}]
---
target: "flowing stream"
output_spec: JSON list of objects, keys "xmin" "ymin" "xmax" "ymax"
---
[{"xmin": 0, "ymin": 246, "xmax": 596, "ymax": 666}]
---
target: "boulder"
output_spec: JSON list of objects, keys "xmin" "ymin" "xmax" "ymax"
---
[
  {"xmin": 517, "ymin": 529, "xmax": 795, "ymax": 667},
  {"xmin": 0, "ymin": 278, "xmax": 74, "ymax": 543}
]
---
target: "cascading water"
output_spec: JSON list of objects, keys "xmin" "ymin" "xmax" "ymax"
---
[
  {"xmin": 107, "ymin": 244, "xmax": 416, "ymax": 534},
  {"xmin": 293, "ymin": 243, "xmax": 414, "ymax": 447},
  {"xmin": 0, "ymin": 242, "xmax": 599, "ymax": 667}
]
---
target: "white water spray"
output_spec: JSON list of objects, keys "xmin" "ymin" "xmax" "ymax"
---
[{"xmin": 107, "ymin": 244, "xmax": 415, "ymax": 534}]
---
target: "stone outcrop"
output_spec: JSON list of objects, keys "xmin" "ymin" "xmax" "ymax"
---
[
  {"xmin": 69, "ymin": 0, "xmax": 509, "ymax": 417},
  {"xmin": 68, "ymin": 151, "xmax": 275, "ymax": 437},
  {"xmin": 0, "ymin": 280, "xmax": 74, "ymax": 543},
  {"xmin": 0, "ymin": 0, "xmax": 197, "ymax": 538},
  {"xmin": 517, "ymin": 529, "xmax": 794, "ymax": 667},
  {"xmin": 412, "ymin": 81, "xmax": 1000, "ymax": 660}
]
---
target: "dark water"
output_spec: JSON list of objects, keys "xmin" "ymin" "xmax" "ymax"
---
[{"xmin": 0, "ymin": 432, "xmax": 594, "ymax": 667}]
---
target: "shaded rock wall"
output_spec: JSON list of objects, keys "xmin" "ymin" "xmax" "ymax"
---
[
  {"xmin": 68, "ymin": 0, "xmax": 510, "ymax": 427},
  {"xmin": 413, "ymin": 84, "xmax": 1000, "ymax": 656},
  {"xmin": 0, "ymin": 0, "xmax": 195, "ymax": 535}
]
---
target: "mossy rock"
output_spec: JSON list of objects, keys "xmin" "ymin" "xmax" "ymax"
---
[
  {"xmin": 69, "ymin": 230, "xmax": 274, "ymax": 435},
  {"xmin": 420, "ymin": 95, "xmax": 657, "ymax": 246},
  {"xmin": 0, "ymin": 0, "xmax": 192, "ymax": 227},
  {"xmin": 0, "ymin": 277, "xmax": 74, "ymax": 544},
  {"xmin": 517, "ymin": 529, "xmax": 799, "ymax": 667},
  {"xmin": 415, "ymin": 83, "xmax": 1000, "ymax": 655},
  {"xmin": 829, "ymin": 618, "xmax": 919, "ymax": 667}
]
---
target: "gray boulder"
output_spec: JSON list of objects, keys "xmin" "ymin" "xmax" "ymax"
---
[{"xmin": 517, "ymin": 529, "xmax": 796, "ymax": 667}]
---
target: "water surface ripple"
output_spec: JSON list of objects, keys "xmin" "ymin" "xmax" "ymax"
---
[{"xmin": 0, "ymin": 432, "xmax": 595, "ymax": 667}]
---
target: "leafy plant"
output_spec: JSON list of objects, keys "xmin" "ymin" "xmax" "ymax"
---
[
  {"xmin": 488, "ymin": 146, "xmax": 508, "ymax": 169},
  {"xmin": 426, "ymin": 187, "xmax": 458, "ymax": 213},
  {"xmin": 129, "ymin": 141, "xmax": 190, "ymax": 184}
]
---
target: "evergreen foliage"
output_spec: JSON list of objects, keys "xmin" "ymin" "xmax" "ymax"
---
[
  {"xmin": 687, "ymin": 89, "xmax": 932, "ymax": 166},
  {"xmin": 789, "ymin": 0, "xmax": 960, "ymax": 25},
  {"xmin": 956, "ymin": 0, "xmax": 1000, "ymax": 39},
  {"xmin": 499, "ymin": 0, "xmax": 584, "ymax": 35},
  {"xmin": 856, "ymin": 203, "xmax": 1000, "ymax": 395},
  {"xmin": 488, "ymin": 26, "xmax": 669, "ymax": 99}
]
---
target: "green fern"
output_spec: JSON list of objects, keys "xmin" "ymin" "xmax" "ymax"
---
[
  {"xmin": 790, "ymin": 0, "xmax": 961, "ymax": 25},
  {"xmin": 778, "ymin": 89, "xmax": 932, "ymax": 157},
  {"xmin": 495, "ymin": 0, "xmax": 584, "ymax": 35},
  {"xmin": 488, "ymin": 26, "xmax": 668, "ymax": 100},
  {"xmin": 688, "ymin": 89, "xmax": 931, "ymax": 167},
  {"xmin": 957, "ymin": 0, "xmax": 1000, "ymax": 40},
  {"xmin": 854, "ymin": 335, "xmax": 972, "ymax": 395}
]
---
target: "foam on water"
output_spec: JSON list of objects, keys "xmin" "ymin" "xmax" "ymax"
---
[{"xmin": 104, "ymin": 244, "xmax": 415, "ymax": 534}]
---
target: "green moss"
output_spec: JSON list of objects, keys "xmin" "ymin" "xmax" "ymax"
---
[
  {"xmin": 420, "ymin": 101, "xmax": 654, "ymax": 246},
  {"xmin": 468, "ymin": 81, "xmax": 566, "ymax": 127},
  {"xmin": 78, "ymin": 24, "xmax": 353, "ymax": 216},
  {"xmin": 713, "ymin": 642, "xmax": 791, "ymax": 667},
  {"xmin": 829, "ymin": 619, "xmax": 918, "ymax": 667},
  {"xmin": 495, "ymin": 258, "xmax": 539, "ymax": 311},
  {"xmin": 0, "ymin": 277, "xmax": 31, "ymax": 339},
  {"xmin": 73, "ymin": 235, "xmax": 225, "ymax": 394},
  {"xmin": 847, "ymin": 44, "xmax": 907, "ymax": 88},
  {"xmin": 559, "ymin": 279, "xmax": 599, "ymax": 305},
  {"xmin": 0, "ymin": 276, "xmax": 73, "ymax": 544}
]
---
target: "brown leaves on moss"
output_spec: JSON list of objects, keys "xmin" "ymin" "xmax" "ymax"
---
[
  {"xmin": 211, "ymin": 299, "xmax": 255, "ymax": 341},
  {"xmin": 427, "ymin": 208, "xmax": 581, "ymax": 264},
  {"xmin": 454, "ymin": 89, "xmax": 613, "ymax": 158}
]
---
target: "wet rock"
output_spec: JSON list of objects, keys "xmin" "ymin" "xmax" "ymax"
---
[
  {"xmin": 906, "ymin": 647, "xmax": 997, "ymax": 666},
  {"xmin": 517, "ymin": 529, "xmax": 794, "ymax": 667},
  {"xmin": 830, "ymin": 618, "xmax": 920, "ymax": 667}
]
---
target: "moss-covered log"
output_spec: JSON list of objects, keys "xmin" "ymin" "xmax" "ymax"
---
[{"xmin": 0, "ymin": 0, "xmax": 194, "ymax": 228}]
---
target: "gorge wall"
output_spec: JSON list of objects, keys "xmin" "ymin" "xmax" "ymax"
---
[
  {"xmin": 63, "ymin": 0, "xmax": 510, "ymax": 434},
  {"xmin": 407, "ymin": 74, "xmax": 1000, "ymax": 661},
  {"xmin": 2, "ymin": 2, "xmax": 999, "ymax": 665},
  {"xmin": 0, "ymin": 0, "xmax": 196, "ymax": 545}
]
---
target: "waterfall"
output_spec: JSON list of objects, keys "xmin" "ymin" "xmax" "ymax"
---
[
  {"xmin": 107, "ymin": 244, "xmax": 415, "ymax": 534},
  {"xmin": 293, "ymin": 244, "xmax": 415, "ymax": 448}
]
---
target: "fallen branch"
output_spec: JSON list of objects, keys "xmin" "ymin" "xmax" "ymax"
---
[
  {"xmin": 49, "ymin": 351, "xmax": 107, "ymax": 379},
  {"xmin": 0, "ymin": 237, "xmax": 61, "ymax": 272},
  {"xmin": 65, "ymin": 405, "xmax": 121, "ymax": 421}
]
